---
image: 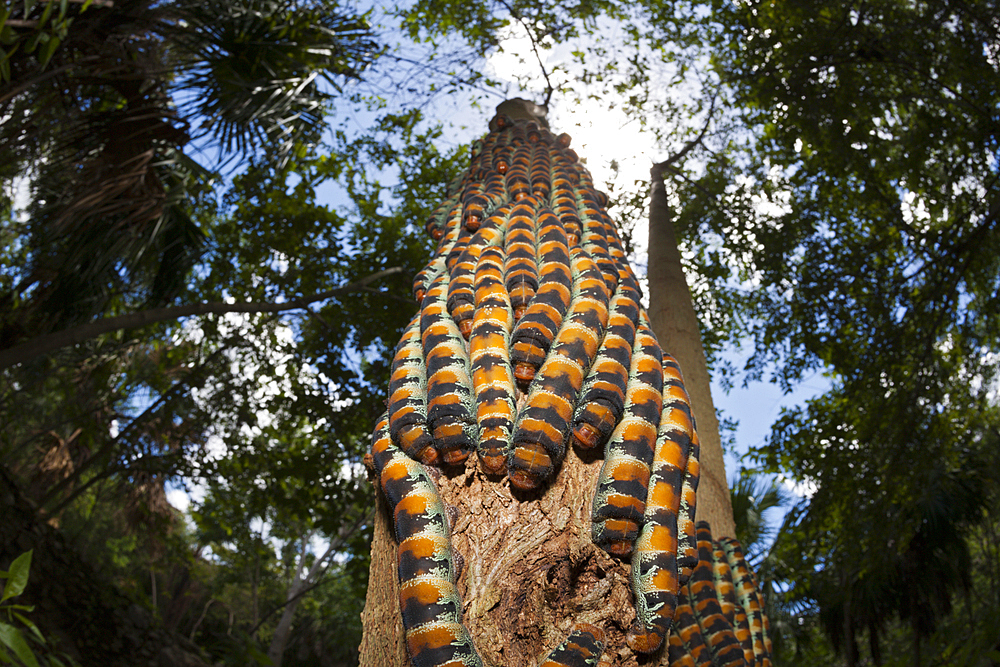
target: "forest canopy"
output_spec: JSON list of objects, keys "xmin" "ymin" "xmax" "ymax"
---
[{"xmin": 1, "ymin": 0, "xmax": 998, "ymax": 664}]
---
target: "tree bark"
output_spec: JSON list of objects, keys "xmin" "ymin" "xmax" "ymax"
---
[
  {"xmin": 646, "ymin": 165, "xmax": 736, "ymax": 539},
  {"xmin": 360, "ymin": 442, "xmax": 671, "ymax": 666}
]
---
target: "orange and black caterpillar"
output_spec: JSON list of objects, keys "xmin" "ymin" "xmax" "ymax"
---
[
  {"xmin": 665, "ymin": 527, "xmax": 773, "ymax": 667},
  {"xmin": 718, "ymin": 537, "xmax": 772, "ymax": 666},
  {"xmin": 369, "ymin": 415, "xmax": 484, "ymax": 667},
  {"xmin": 539, "ymin": 624, "xmax": 606, "ymax": 667},
  {"xmin": 421, "ymin": 273, "xmax": 478, "ymax": 464},
  {"xmin": 447, "ymin": 205, "xmax": 510, "ymax": 337},
  {"xmin": 509, "ymin": 205, "xmax": 572, "ymax": 390},
  {"xmin": 591, "ymin": 319, "xmax": 664, "ymax": 555},
  {"xmin": 712, "ymin": 541, "xmax": 755, "ymax": 666},
  {"xmin": 469, "ymin": 246, "xmax": 517, "ymax": 475},
  {"xmin": 572, "ymin": 274, "xmax": 641, "ymax": 451},
  {"xmin": 624, "ymin": 352, "xmax": 698, "ymax": 654},
  {"xmin": 389, "ymin": 314, "xmax": 436, "ymax": 464},
  {"xmin": 503, "ymin": 198, "xmax": 540, "ymax": 320},
  {"xmin": 690, "ymin": 523, "xmax": 745, "ymax": 667},
  {"xmin": 508, "ymin": 246, "xmax": 609, "ymax": 490}
]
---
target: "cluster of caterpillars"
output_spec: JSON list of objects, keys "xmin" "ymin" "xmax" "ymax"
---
[
  {"xmin": 666, "ymin": 523, "xmax": 774, "ymax": 667},
  {"xmin": 366, "ymin": 110, "xmax": 772, "ymax": 666}
]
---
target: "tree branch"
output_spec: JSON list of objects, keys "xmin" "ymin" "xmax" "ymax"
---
[{"xmin": 0, "ymin": 267, "xmax": 404, "ymax": 370}]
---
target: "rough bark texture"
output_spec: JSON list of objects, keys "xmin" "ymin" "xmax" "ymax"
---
[
  {"xmin": 360, "ymin": 444, "xmax": 674, "ymax": 666},
  {"xmin": 646, "ymin": 165, "xmax": 736, "ymax": 540}
]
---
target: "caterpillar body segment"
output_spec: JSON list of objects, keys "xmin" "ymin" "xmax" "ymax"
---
[
  {"xmin": 718, "ymin": 538, "xmax": 771, "ymax": 665},
  {"xmin": 427, "ymin": 194, "xmax": 461, "ymax": 241},
  {"xmin": 538, "ymin": 624, "xmax": 606, "ymax": 667},
  {"xmin": 503, "ymin": 199, "xmax": 540, "ymax": 320},
  {"xmin": 508, "ymin": 248, "xmax": 609, "ymax": 490},
  {"xmin": 530, "ymin": 143, "xmax": 552, "ymax": 200},
  {"xmin": 573, "ymin": 274, "xmax": 641, "ymax": 451},
  {"xmin": 369, "ymin": 417, "xmax": 484, "ymax": 667},
  {"xmin": 667, "ymin": 632, "xmax": 696, "ymax": 667},
  {"xmin": 447, "ymin": 206, "xmax": 511, "ymax": 338},
  {"xmin": 712, "ymin": 544, "xmax": 754, "ymax": 666},
  {"xmin": 591, "ymin": 321, "xmax": 664, "ymax": 556},
  {"xmin": 510, "ymin": 206, "xmax": 573, "ymax": 391},
  {"xmin": 623, "ymin": 352, "xmax": 697, "ymax": 653},
  {"xmin": 470, "ymin": 246, "xmax": 517, "ymax": 475},
  {"xmin": 690, "ymin": 524, "xmax": 745, "ymax": 667},
  {"xmin": 422, "ymin": 274, "xmax": 478, "ymax": 464},
  {"xmin": 673, "ymin": 588, "xmax": 716, "ymax": 667},
  {"xmin": 389, "ymin": 314, "xmax": 436, "ymax": 464},
  {"xmin": 577, "ymin": 199, "xmax": 617, "ymax": 293},
  {"xmin": 677, "ymin": 428, "xmax": 702, "ymax": 584}
]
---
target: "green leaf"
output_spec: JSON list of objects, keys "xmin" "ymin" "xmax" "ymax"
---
[
  {"xmin": 1, "ymin": 551, "xmax": 31, "ymax": 603},
  {"xmin": 0, "ymin": 622, "xmax": 40, "ymax": 667},
  {"xmin": 11, "ymin": 613, "xmax": 43, "ymax": 644}
]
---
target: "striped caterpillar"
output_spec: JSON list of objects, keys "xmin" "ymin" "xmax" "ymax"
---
[{"xmin": 664, "ymin": 524, "xmax": 774, "ymax": 667}]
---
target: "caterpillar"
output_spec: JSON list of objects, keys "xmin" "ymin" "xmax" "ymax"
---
[
  {"xmin": 422, "ymin": 273, "xmax": 478, "ymax": 464},
  {"xmin": 718, "ymin": 538, "xmax": 772, "ymax": 666},
  {"xmin": 426, "ymin": 194, "xmax": 460, "ymax": 241},
  {"xmin": 690, "ymin": 523, "xmax": 744, "ymax": 667},
  {"xmin": 369, "ymin": 415, "xmax": 484, "ymax": 667},
  {"xmin": 447, "ymin": 206, "xmax": 511, "ymax": 338},
  {"xmin": 591, "ymin": 319, "xmax": 664, "ymax": 556},
  {"xmin": 538, "ymin": 624, "xmax": 606, "ymax": 667},
  {"xmin": 469, "ymin": 246, "xmax": 517, "ymax": 475},
  {"xmin": 509, "ymin": 206, "xmax": 572, "ymax": 391},
  {"xmin": 677, "ymin": 421, "xmax": 702, "ymax": 584},
  {"xmin": 504, "ymin": 197, "xmax": 541, "ymax": 321},
  {"xmin": 389, "ymin": 314, "xmax": 436, "ymax": 464},
  {"xmin": 508, "ymin": 247, "xmax": 609, "ymax": 490},
  {"xmin": 624, "ymin": 352, "xmax": 698, "ymax": 653},
  {"xmin": 577, "ymin": 198, "xmax": 618, "ymax": 293},
  {"xmin": 668, "ymin": 632, "xmax": 697, "ymax": 667},
  {"xmin": 712, "ymin": 543, "xmax": 754, "ymax": 666},
  {"xmin": 572, "ymin": 274, "xmax": 641, "ymax": 451},
  {"xmin": 671, "ymin": 585, "xmax": 716, "ymax": 667}
]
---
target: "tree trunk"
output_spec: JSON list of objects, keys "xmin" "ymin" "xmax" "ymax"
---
[
  {"xmin": 360, "ymin": 445, "xmax": 670, "ymax": 666},
  {"xmin": 646, "ymin": 165, "xmax": 736, "ymax": 539}
]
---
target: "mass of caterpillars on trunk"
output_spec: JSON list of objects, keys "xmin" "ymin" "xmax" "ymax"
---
[
  {"xmin": 665, "ymin": 523, "xmax": 774, "ymax": 667},
  {"xmin": 369, "ymin": 111, "xmax": 766, "ymax": 666}
]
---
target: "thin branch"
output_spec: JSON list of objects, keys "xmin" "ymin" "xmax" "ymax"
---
[
  {"xmin": 495, "ymin": 0, "xmax": 555, "ymax": 107},
  {"xmin": 652, "ymin": 91, "xmax": 719, "ymax": 175},
  {"xmin": 248, "ymin": 508, "xmax": 373, "ymax": 634},
  {"xmin": 0, "ymin": 267, "xmax": 405, "ymax": 370}
]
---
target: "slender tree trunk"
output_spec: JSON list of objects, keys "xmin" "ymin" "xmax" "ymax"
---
[{"xmin": 646, "ymin": 165, "xmax": 736, "ymax": 539}]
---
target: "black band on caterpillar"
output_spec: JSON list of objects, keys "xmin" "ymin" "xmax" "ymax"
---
[
  {"xmin": 421, "ymin": 273, "xmax": 478, "ymax": 465},
  {"xmin": 677, "ymin": 426, "xmax": 702, "ymax": 584},
  {"xmin": 712, "ymin": 542, "xmax": 754, "ymax": 666},
  {"xmin": 538, "ymin": 623, "xmax": 606, "ymax": 667},
  {"xmin": 672, "ymin": 585, "xmax": 716, "ymax": 667},
  {"xmin": 503, "ymin": 198, "xmax": 540, "ymax": 320},
  {"xmin": 718, "ymin": 537, "xmax": 772, "ymax": 665},
  {"xmin": 389, "ymin": 314, "xmax": 436, "ymax": 464}
]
